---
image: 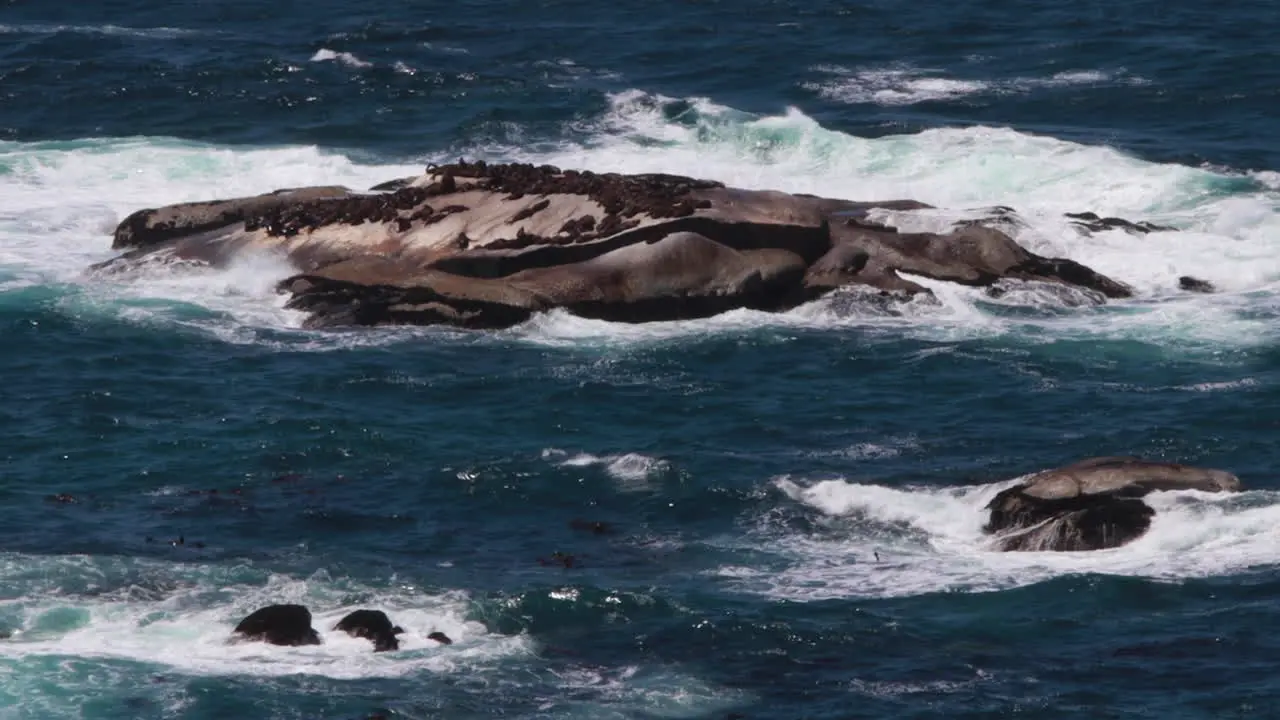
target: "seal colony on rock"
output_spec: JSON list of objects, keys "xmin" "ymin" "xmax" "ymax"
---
[
  {"xmin": 97, "ymin": 161, "xmax": 1195, "ymax": 330},
  {"xmin": 984, "ymin": 456, "xmax": 1243, "ymax": 552}
]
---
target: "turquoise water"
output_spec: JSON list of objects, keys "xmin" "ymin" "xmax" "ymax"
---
[{"xmin": 1, "ymin": 1, "xmax": 1279, "ymax": 717}]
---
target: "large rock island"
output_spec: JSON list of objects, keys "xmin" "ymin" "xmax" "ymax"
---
[{"xmin": 97, "ymin": 161, "xmax": 1144, "ymax": 329}]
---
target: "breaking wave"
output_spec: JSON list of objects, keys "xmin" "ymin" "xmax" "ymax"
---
[{"xmin": 715, "ymin": 475, "xmax": 1280, "ymax": 601}]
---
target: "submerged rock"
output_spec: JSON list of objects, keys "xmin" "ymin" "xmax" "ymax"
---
[
  {"xmin": 95, "ymin": 162, "xmax": 1140, "ymax": 330},
  {"xmin": 231, "ymin": 604, "xmax": 321, "ymax": 646},
  {"xmin": 334, "ymin": 609, "xmax": 403, "ymax": 652},
  {"xmin": 985, "ymin": 456, "xmax": 1242, "ymax": 552}
]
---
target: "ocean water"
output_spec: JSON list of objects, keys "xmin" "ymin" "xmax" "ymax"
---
[{"xmin": 1, "ymin": 1, "xmax": 1279, "ymax": 717}]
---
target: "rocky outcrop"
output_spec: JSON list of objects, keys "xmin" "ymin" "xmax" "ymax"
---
[
  {"xmin": 985, "ymin": 457, "xmax": 1243, "ymax": 552},
  {"xmin": 334, "ymin": 609, "xmax": 403, "ymax": 652},
  {"xmin": 96, "ymin": 161, "xmax": 1144, "ymax": 329},
  {"xmin": 231, "ymin": 604, "xmax": 321, "ymax": 646}
]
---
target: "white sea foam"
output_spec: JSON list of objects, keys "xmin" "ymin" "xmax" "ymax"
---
[
  {"xmin": 0, "ymin": 562, "xmax": 527, "ymax": 680},
  {"xmin": 309, "ymin": 48, "xmax": 373, "ymax": 69},
  {"xmin": 501, "ymin": 92, "xmax": 1280, "ymax": 349},
  {"xmin": 804, "ymin": 64, "xmax": 1148, "ymax": 106},
  {"xmin": 0, "ymin": 555, "xmax": 746, "ymax": 716},
  {"xmin": 542, "ymin": 664, "xmax": 748, "ymax": 719},
  {"xmin": 542, "ymin": 448, "xmax": 670, "ymax": 489},
  {"xmin": 715, "ymin": 475, "xmax": 1280, "ymax": 601},
  {"xmin": 0, "ymin": 138, "xmax": 421, "ymax": 338},
  {"xmin": 421, "ymin": 42, "xmax": 470, "ymax": 55},
  {"xmin": 815, "ymin": 438, "xmax": 921, "ymax": 460},
  {"xmin": 1254, "ymin": 170, "xmax": 1280, "ymax": 190},
  {"xmin": 804, "ymin": 66, "xmax": 991, "ymax": 105},
  {"xmin": 0, "ymin": 90, "xmax": 1276, "ymax": 351},
  {"xmin": 0, "ymin": 24, "xmax": 199, "ymax": 39}
]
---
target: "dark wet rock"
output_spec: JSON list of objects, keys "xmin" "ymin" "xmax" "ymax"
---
[
  {"xmin": 1065, "ymin": 211, "xmax": 1177, "ymax": 235},
  {"xmin": 231, "ymin": 604, "xmax": 321, "ymax": 646},
  {"xmin": 334, "ymin": 609, "xmax": 403, "ymax": 652},
  {"xmin": 99, "ymin": 162, "xmax": 1142, "ymax": 329},
  {"xmin": 985, "ymin": 456, "xmax": 1242, "ymax": 552},
  {"xmin": 427, "ymin": 631, "xmax": 453, "ymax": 645},
  {"xmin": 1178, "ymin": 275, "xmax": 1215, "ymax": 293}
]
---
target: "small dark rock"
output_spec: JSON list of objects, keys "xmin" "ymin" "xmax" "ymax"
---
[
  {"xmin": 1178, "ymin": 275, "xmax": 1215, "ymax": 293},
  {"xmin": 334, "ymin": 609, "xmax": 403, "ymax": 652},
  {"xmin": 232, "ymin": 604, "xmax": 321, "ymax": 646},
  {"xmin": 427, "ymin": 631, "xmax": 453, "ymax": 645}
]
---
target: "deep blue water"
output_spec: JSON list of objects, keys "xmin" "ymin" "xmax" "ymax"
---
[{"xmin": 1, "ymin": 1, "xmax": 1279, "ymax": 718}]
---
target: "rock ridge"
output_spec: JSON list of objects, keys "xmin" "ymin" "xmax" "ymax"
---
[{"xmin": 93, "ymin": 161, "xmax": 1199, "ymax": 330}]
